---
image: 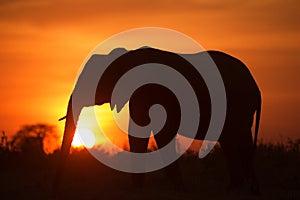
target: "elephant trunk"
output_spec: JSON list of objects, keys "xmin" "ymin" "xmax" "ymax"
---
[{"xmin": 53, "ymin": 95, "xmax": 77, "ymax": 195}]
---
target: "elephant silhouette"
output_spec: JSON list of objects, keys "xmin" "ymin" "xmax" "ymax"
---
[{"xmin": 54, "ymin": 47, "xmax": 261, "ymax": 195}]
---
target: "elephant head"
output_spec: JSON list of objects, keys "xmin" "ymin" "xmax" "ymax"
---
[{"xmin": 53, "ymin": 48, "xmax": 128, "ymax": 192}]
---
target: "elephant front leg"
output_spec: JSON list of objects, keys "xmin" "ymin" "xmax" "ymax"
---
[
  {"xmin": 154, "ymin": 131, "xmax": 185, "ymax": 192},
  {"xmin": 128, "ymin": 119, "xmax": 150, "ymax": 190},
  {"xmin": 128, "ymin": 134, "xmax": 149, "ymax": 190}
]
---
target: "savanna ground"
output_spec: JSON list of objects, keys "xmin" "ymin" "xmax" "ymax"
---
[{"xmin": 0, "ymin": 140, "xmax": 299, "ymax": 200}]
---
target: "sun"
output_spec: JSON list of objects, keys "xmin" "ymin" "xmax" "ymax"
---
[
  {"xmin": 72, "ymin": 128, "xmax": 96, "ymax": 148},
  {"xmin": 70, "ymin": 103, "xmax": 130, "ymax": 151}
]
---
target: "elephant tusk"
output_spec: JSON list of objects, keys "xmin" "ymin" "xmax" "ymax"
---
[{"xmin": 58, "ymin": 116, "xmax": 66, "ymax": 121}]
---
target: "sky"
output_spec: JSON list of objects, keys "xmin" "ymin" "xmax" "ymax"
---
[{"xmin": 0, "ymin": 0, "xmax": 299, "ymax": 146}]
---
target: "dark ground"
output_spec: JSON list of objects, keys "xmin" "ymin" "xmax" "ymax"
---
[{"xmin": 0, "ymin": 140, "xmax": 299, "ymax": 200}]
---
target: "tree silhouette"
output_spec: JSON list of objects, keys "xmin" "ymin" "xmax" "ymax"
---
[
  {"xmin": 11, "ymin": 124, "xmax": 59, "ymax": 154},
  {"xmin": 0, "ymin": 131, "xmax": 8, "ymax": 151}
]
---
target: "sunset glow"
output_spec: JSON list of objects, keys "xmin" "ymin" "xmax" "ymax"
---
[
  {"xmin": 0, "ymin": 2, "xmax": 298, "ymax": 199},
  {"xmin": 71, "ymin": 103, "xmax": 129, "ymax": 151},
  {"xmin": 0, "ymin": 0, "xmax": 299, "ymax": 153},
  {"xmin": 72, "ymin": 128, "xmax": 96, "ymax": 148}
]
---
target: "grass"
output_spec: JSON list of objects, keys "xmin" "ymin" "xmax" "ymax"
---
[{"xmin": 0, "ymin": 139, "xmax": 299, "ymax": 200}]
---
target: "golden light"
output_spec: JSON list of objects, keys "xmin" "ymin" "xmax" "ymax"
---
[
  {"xmin": 72, "ymin": 128, "xmax": 96, "ymax": 148},
  {"xmin": 70, "ymin": 104, "xmax": 129, "ymax": 150}
]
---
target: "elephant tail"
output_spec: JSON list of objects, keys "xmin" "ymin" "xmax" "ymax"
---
[{"xmin": 253, "ymin": 93, "xmax": 261, "ymax": 149}]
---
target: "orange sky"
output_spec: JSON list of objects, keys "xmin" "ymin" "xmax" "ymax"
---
[{"xmin": 0, "ymin": 0, "xmax": 299, "ymax": 144}]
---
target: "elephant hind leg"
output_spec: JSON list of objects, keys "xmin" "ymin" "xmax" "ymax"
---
[
  {"xmin": 219, "ymin": 138, "xmax": 243, "ymax": 192},
  {"xmin": 220, "ymin": 128, "xmax": 260, "ymax": 196}
]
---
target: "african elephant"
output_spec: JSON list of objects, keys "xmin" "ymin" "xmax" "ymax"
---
[{"xmin": 54, "ymin": 47, "xmax": 261, "ymax": 195}]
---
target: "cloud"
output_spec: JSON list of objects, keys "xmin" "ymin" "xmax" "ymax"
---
[
  {"xmin": 0, "ymin": 0, "xmax": 299, "ymax": 50},
  {"xmin": 0, "ymin": 0, "xmax": 298, "ymax": 30}
]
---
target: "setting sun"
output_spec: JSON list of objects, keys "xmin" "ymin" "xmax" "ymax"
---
[{"xmin": 72, "ymin": 128, "xmax": 96, "ymax": 148}]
